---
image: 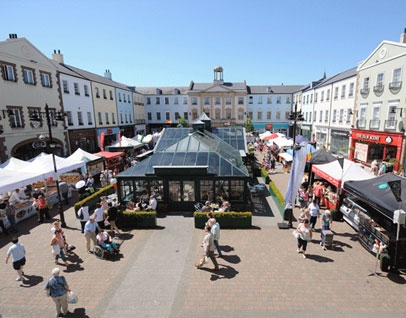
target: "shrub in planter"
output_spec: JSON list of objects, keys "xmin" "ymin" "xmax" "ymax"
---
[
  {"xmin": 117, "ymin": 210, "xmax": 157, "ymax": 229},
  {"xmin": 74, "ymin": 185, "xmax": 116, "ymax": 212},
  {"xmin": 194, "ymin": 211, "xmax": 252, "ymax": 229},
  {"xmin": 330, "ymin": 208, "xmax": 342, "ymax": 221}
]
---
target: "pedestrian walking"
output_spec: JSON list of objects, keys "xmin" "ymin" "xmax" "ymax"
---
[
  {"xmin": 37, "ymin": 195, "xmax": 51, "ymax": 223},
  {"xmin": 44, "ymin": 267, "xmax": 71, "ymax": 318},
  {"xmin": 194, "ymin": 225, "xmax": 219, "ymax": 271},
  {"xmin": 93, "ymin": 203, "xmax": 105, "ymax": 231},
  {"xmin": 296, "ymin": 219, "xmax": 312, "ymax": 258},
  {"xmin": 308, "ymin": 199, "xmax": 320, "ymax": 230},
  {"xmin": 5, "ymin": 237, "xmax": 26, "ymax": 281},
  {"xmin": 106, "ymin": 202, "xmax": 120, "ymax": 234},
  {"xmin": 320, "ymin": 210, "xmax": 333, "ymax": 250},
  {"xmin": 50, "ymin": 228, "xmax": 69, "ymax": 266},
  {"xmin": 0, "ymin": 201, "xmax": 9, "ymax": 235},
  {"xmin": 208, "ymin": 218, "xmax": 222, "ymax": 258},
  {"xmin": 76, "ymin": 204, "xmax": 90, "ymax": 233},
  {"xmin": 84, "ymin": 215, "xmax": 101, "ymax": 253}
]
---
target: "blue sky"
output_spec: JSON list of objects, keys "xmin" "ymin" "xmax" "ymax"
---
[{"xmin": 2, "ymin": 0, "xmax": 406, "ymax": 87}]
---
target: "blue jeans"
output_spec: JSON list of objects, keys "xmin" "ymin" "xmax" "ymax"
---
[
  {"xmin": 7, "ymin": 215, "xmax": 18, "ymax": 232},
  {"xmin": 214, "ymin": 240, "xmax": 222, "ymax": 256},
  {"xmin": 55, "ymin": 247, "xmax": 67, "ymax": 262},
  {"xmin": 101, "ymin": 241, "xmax": 118, "ymax": 252}
]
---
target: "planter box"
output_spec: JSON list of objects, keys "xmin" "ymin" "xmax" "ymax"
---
[
  {"xmin": 117, "ymin": 211, "xmax": 157, "ymax": 229},
  {"xmin": 194, "ymin": 211, "xmax": 252, "ymax": 229},
  {"xmin": 74, "ymin": 185, "xmax": 116, "ymax": 212}
]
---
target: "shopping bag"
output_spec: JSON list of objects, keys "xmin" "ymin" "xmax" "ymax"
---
[
  {"xmin": 67, "ymin": 290, "xmax": 78, "ymax": 304},
  {"xmin": 292, "ymin": 230, "xmax": 300, "ymax": 239}
]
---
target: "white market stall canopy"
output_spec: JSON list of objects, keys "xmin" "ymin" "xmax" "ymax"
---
[
  {"xmin": 0, "ymin": 152, "xmax": 85, "ymax": 194},
  {"xmin": 107, "ymin": 136, "xmax": 144, "ymax": 150},
  {"xmin": 312, "ymin": 158, "xmax": 375, "ymax": 188},
  {"xmin": 68, "ymin": 148, "xmax": 102, "ymax": 163}
]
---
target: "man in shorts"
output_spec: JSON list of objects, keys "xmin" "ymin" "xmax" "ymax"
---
[{"xmin": 5, "ymin": 237, "xmax": 26, "ymax": 281}]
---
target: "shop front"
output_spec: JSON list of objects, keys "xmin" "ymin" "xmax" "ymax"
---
[
  {"xmin": 349, "ymin": 129, "xmax": 404, "ymax": 171},
  {"xmin": 69, "ymin": 129, "xmax": 98, "ymax": 154},
  {"xmin": 330, "ymin": 129, "xmax": 350, "ymax": 156}
]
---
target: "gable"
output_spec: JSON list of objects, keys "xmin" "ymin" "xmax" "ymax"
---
[{"xmin": 358, "ymin": 41, "xmax": 406, "ymax": 71}]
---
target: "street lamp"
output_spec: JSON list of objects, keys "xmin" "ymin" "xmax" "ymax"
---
[
  {"xmin": 288, "ymin": 102, "xmax": 304, "ymax": 151},
  {"xmin": 30, "ymin": 104, "xmax": 67, "ymax": 227}
]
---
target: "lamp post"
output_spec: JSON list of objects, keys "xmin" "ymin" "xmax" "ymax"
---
[
  {"xmin": 30, "ymin": 104, "xmax": 67, "ymax": 227},
  {"xmin": 288, "ymin": 102, "xmax": 304, "ymax": 152}
]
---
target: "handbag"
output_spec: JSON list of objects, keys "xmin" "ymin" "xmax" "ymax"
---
[
  {"xmin": 51, "ymin": 244, "xmax": 59, "ymax": 256},
  {"xmin": 67, "ymin": 290, "xmax": 78, "ymax": 304}
]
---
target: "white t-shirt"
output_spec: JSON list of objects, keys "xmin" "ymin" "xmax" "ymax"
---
[{"xmin": 308, "ymin": 203, "xmax": 320, "ymax": 217}]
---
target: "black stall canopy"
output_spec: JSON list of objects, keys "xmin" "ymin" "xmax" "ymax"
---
[{"xmin": 343, "ymin": 174, "xmax": 406, "ymax": 220}]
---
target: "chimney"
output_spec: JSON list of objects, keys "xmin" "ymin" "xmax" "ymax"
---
[
  {"xmin": 8, "ymin": 33, "xmax": 18, "ymax": 39},
  {"xmin": 104, "ymin": 69, "xmax": 112, "ymax": 80},
  {"xmin": 52, "ymin": 49, "xmax": 64, "ymax": 64},
  {"xmin": 401, "ymin": 28, "xmax": 406, "ymax": 44}
]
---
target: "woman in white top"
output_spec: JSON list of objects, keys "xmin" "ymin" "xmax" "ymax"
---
[{"xmin": 296, "ymin": 219, "xmax": 312, "ymax": 258}]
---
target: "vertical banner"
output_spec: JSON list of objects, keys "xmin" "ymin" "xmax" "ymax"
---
[
  {"xmin": 100, "ymin": 131, "xmax": 105, "ymax": 151},
  {"xmin": 284, "ymin": 144, "xmax": 308, "ymax": 211}
]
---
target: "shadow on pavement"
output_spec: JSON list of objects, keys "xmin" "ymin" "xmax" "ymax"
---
[
  {"xmin": 220, "ymin": 254, "xmax": 241, "ymax": 264},
  {"xmin": 19, "ymin": 274, "xmax": 44, "ymax": 288},
  {"xmin": 305, "ymin": 254, "xmax": 334, "ymax": 263}
]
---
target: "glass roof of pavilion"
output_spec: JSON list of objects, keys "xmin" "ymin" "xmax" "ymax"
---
[{"xmin": 119, "ymin": 127, "xmax": 249, "ymax": 178}]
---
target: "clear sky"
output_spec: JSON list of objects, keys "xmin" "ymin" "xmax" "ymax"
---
[{"xmin": 2, "ymin": 0, "xmax": 406, "ymax": 87}]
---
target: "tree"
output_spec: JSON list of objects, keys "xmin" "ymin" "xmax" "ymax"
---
[
  {"xmin": 244, "ymin": 117, "xmax": 254, "ymax": 132},
  {"xmin": 177, "ymin": 116, "xmax": 189, "ymax": 127}
]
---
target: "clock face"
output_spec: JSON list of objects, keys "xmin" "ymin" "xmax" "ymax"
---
[
  {"xmin": 379, "ymin": 47, "xmax": 387, "ymax": 59},
  {"xmin": 385, "ymin": 136, "xmax": 392, "ymax": 144}
]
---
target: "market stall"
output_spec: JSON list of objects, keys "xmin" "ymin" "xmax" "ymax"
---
[
  {"xmin": 67, "ymin": 148, "xmax": 105, "ymax": 181},
  {"xmin": 312, "ymin": 158, "xmax": 375, "ymax": 210},
  {"xmin": 342, "ymin": 174, "xmax": 406, "ymax": 270},
  {"xmin": 94, "ymin": 151, "xmax": 125, "ymax": 171}
]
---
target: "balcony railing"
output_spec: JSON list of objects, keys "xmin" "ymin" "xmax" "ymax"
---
[
  {"xmin": 384, "ymin": 118, "xmax": 397, "ymax": 130},
  {"xmin": 369, "ymin": 119, "xmax": 380, "ymax": 129},
  {"xmin": 373, "ymin": 84, "xmax": 384, "ymax": 94},
  {"xmin": 389, "ymin": 81, "xmax": 402, "ymax": 89},
  {"xmin": 360, "ymin": 88, "xmax": 369, "ymax": 97}
]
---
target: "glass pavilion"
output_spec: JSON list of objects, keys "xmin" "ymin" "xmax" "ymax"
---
[{"xmin": 115, "ymin": 126, "xmax": 250, "ymax": 212}]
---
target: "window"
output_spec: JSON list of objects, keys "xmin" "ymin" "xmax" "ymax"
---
[
  {"xmin": 112, "ymin": 113, "xmax": 116, "ymax": 124},
  {"xmin": 147, "ymin": 112, "xmax": 152, "ymax": 120},
  {"xmin": 285, "ymin": 111, "xmax": 290, "ymax": 120},
  {"xmin": 204, "ymin": 97, "xmax": 210, "ymax": 105},
  {"xmin": 257, "ymin": 111, "xmax": 262, "ymax": 120},
  {"xmin": 191, "ymin": 97, "xmax": 197, "ymax": 105},
  {"xmin": 119, "ymin": 93, "xmax": 122, "ymax": 102},
  {"xmin": 166, "ymin": 112, "xmax": 170, "ymax": 120},
  {"xmin": 267, "ymin": 96, "xmax": 272, "ymax": 104},
  {"xmin": 313, "ymin": 111, "xmax": 317, "ymax": 122},
  {"xmin": 183, "ymin": 97, "xmax": 188, "ymax": 104},
  {"xmin": 215, "ymin": 97, "xmax": 220, "ymax": 105},
  {"xmin": 2, "ymin": 63, "xmax": 16, "ymax": 81},
  {"xmin": 157, "ymin": 112, "xmax": 161, "ymax": 120},
  {"xmin": 339, "ymin": 109, "xmax": 344, "ymax": 123},
  {"xmin": 363, "ymin": 77, "xmax": 370, "ymax": 89},
  {"xmin": 332, "ymin": 110, "xmax": 337, "ymax": 122},
  {"xmin": 309, "ymin": 112, "xmax": 312, "ymax": 122},
  {"xmin": 74, "ymin": 83, "xmax": 80, "ymax": 95},
  {"xmin": 349, "ymin": 83, "xmax": 354, "ymax": 97},
  {"xmin": 103, "ymin": 89, "xmax": 107, "ymax": 99},
  {"xmin": 184, "ymin": 112, "xmax": 188, "ymax": 120},
  {"xmin": 346, "ymin": 109, "xmax": 352, "ymax": 123},
  {"xmin": 277, "ymin": 96, "xmax": 281, "ymax": 104},
  {"xmin": 326, "ymin": 89, "xmax": 330, "ymax": 101},
  {"xmin": 376, "ymin": 73, "xmax": 384, "ymax": 87},
  {"xmin": 248, "ymin": 96, "xmax": 253, "ymax": 104},
  {"xmin": 110, "ymin": 90, "xmax": 114, "ymax": 100},
  {"xmin": 319, "ymin": 110, "xmax": 323, "ymax": 122},
  {"xmin": 267, "ymin": 111, "xmax": 272, "ymax": 120},
  {"xmin": 63, "ymin": 80, "xmax": 69, "ymax": 93},
  {"xmin": 66, "ymin": 111, "xmax": 73, "ymax": 126},
  {"xmin": 120, "ymin": 113, "xmax": 123, "ymax": 124},
  {"xmin": 276, "ymin": 111, "xmax": 281, "ymax": 120},
  {"xmin": 40, "ymin": 72, "xmax": 51, "ymax": 87},
  {"xmin": 174, "ymin": 97, "xmax": 179, "ymax": 104},
  {"xmin": 146, "ymin": 97, "xmax": 151, "ymax": 104},
  {"xmin": 314, "ymin": 93, "xmax": 318, "ymax": 103},
  {"xmin": 155, "ymin": 97, "xmax": 160, "ymax": 104},
  {"xmin": 341, "ymin": 85, "xmax": 346, "ymax": 98},
  {"xmin": 87, "ymin": 112, "xmax": 92, "ymax": 125},
  {"xmin": 238, "ymin": 109, "xmax": 244, "ymax": 120},
  {"xmin": 84, "ymin": 85, "xmax": 89, "ymax": 96},
  {"xmin": 392, "ymin": 68, "xmax": 402, "ymax": 83},
  {"xmin": 258, "ymin": 96, "xmax": 262, "ymax": 104},
  {"xmin": 105, "ymin": 112, "xmax": 110, "ymax": 124},
  {"xmin": 248, "ymin": 111, "xmax": 253, "ymax": 119},
  {"xmin": 215, "ymin": 109, "xmax": 221, "ymax": 120},
  {"xmin": 321, "ymin": 91, "xmax": 324, "ymax": 101},
  {"xmin": 238, "ymin": 97, "xmax": 244, "ymax": 105},
  {"xmin": 325, "ymin": 110, "xmax": 329, "ymax": 122},
  {"xmin": 123, "ymin": 94, "xmax": 127, "ymax": 103},
  {"xmin": 164, "ymin": 97, "xmax": 169, "ymax": 104},
  {"xmin": 22, "ymin": 69, "xmax": 35, "ymax": 86},
  {"xmin": 286, "ymin": 96, "xmax": 290, "ymax": 104},
  {"xmin": 310, "ymin": 94, "xmax": 313, "ymax": 103},
  {"xmin": 95, "ymin": 87, "xmax": 100, "ymax": 98},
  {"xmin": 226, "ymin": 97, "xmax": 232, "ymax": 105},
  {"xmin": 334, "ymin": 87, "xmax": 339, "ymax": 100},
  {"xmin": 98, "ymin": 112, "xmax": 102, "ymax": 124},
  {"xmin": 306, "ymin": 95, "xmax": 309, "ymax": 104},
  {"xmin": 175, "ymin": 112, "xmax": 180, "ymax": 120},
  {"xmin": 78, "ymin": 112, "xmax": 83, "ymax": 125},
  {"xmin": 225, "ymin": 109, "xmax": 231, "ymax": 120}
]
